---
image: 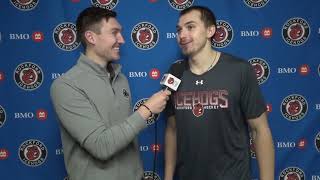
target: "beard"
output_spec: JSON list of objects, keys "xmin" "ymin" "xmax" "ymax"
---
[{"xmin": 180, "ymin": 40, "xmax": 207, "ymax": 57}]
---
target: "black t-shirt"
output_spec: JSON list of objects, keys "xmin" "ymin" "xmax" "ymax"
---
[{"xmin": 166, "ymin": 53, "xmax": 266, "ymax": 180}]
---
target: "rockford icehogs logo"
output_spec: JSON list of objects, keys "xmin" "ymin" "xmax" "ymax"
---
[
  {"xmin": 91, "ymin": 0, "xmax": 118, "ymax": 10},
  {"xmin": 279, "ymin": 167, "xmax": 305, "ymax": 180},
  {"xmin": 53, "ymin": 22, "xmax": 80, "ymax": 51},
  {"xmin": 14, "ymin": 62, "xmax": 43, "ymax": 91},
  {"xmin": 282, "ymin": 17, "xmax": 310, "ymax": 46},
  {"xmin": 0, "ymin": 105, "xmax": 6, "ymax": 128},
  {"xmin": 168, "ymin": 0, "xmax": 194, "ymax": 11},
  {"xmin": 243, "ymin": 0, "xmax": 269, "ymax": 8},
  {"xmin": 192, "ymin": 103, "xmax": 204, "ymax": 117},
  {"xmin": 143, "ymin": 171, "xmax": 161, "ymax": 180},
  {"xmin": 10, "ymin": 0, "xmax": 39, "ymax": 11},
  {"xmin": 131, "ymin": 22, "xmax": 159, "ymax": 50},
  {"xmin": 248, "ymin": 57, "xmax": 270, "ymax": 85},
  {"xmin": 122, "ymin": 88, "xmax": 130, "ymax": 99},
  {"xmin": 133, "ymin": 98, "xmax": 159, "ymax": 125},
  {"xmin": 315, "ymin": 132, "xmax": 320, "ymax": 152},
  {"xmin": 212, "ymin": 20, "xmax": 233, "ymax": 48},
  {"xmin": 19, "ymin": 139, "xmax": 47, "ymax": 167},
  {"xmin": 281, "ymin": 94, "xmax": 308, "ymax": 121}
]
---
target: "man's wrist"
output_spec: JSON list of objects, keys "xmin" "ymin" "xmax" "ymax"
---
[{"xmin": 141, "ymin": 104, "xmax": 153, "ymax": 116}]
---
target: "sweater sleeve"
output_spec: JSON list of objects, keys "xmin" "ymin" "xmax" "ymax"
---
[{"xmin": 50, "ymin": 79, "xmax": 146, "ymax": 161}]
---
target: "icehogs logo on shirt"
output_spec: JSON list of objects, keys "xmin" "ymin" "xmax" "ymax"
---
[
  {"xmin": 19, "ymin": 139, "xmax": 47, "ymax": 167},
  {"xmin": 282, "ymin": 17, "xmax": 310, "ymax": 46},
  {"xmin": 281, "ymin": 94, "xmax": 308, "ymax": 121},
  {"xmin": 10, "ymin": 0, "xmax": 39, "ymax": 11},
  {"xmin": 122, "ymin": 88, "xmax": 130, "ymax": 99},
  {"xmin": 91, "ymin": 0, "xmax": 118, "ymax": 10},
  {"xmin": 315, "ymin": 132, "xmax": 320, "ymax": 152},
  {"xmin": 168, "ymin": 0, "xmax": 194, "ymax": 11},
  {"xmin": 192, "ymin": 103, "xmax": 204, "ymax": 117},
  {"xmin": 53, "ymin": 22, "xmax": 80, "ymax": 51},
  {"xmin": 212, "ymin": 20, "xmax": 233, "ymax": 48},
  {"xmin": 14, "ymin": 62, "xmax": 43, "ymax": 91},
  {"xmin": 131, "ymin": 22, "xmax": 159, "ymax": 50},
  {"xmin": 133, "ymin": 98, "xmax": 159, "ymax": 125},
  {"xmin": 0, "ymin": 105, "xmax": 6, "ymax": 128},
  {"xmin": 248, "ymin": 57, "xmax": 270, "ymax": 85},
  {"xmin": 243, "ymin": 0, "xmax": 269, "ymax": 8},
  {"xmin": 143, "ymin": 171, "xmax": 161, "ymax": 180},
  {"xmin": 279, "ymin": 167, "xmax": 305, "ymax": 180}
]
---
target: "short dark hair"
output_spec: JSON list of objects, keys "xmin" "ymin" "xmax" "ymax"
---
[
  {"xmin": 76, "ymin": 7, "xmax": 117, "ymax": 48},
  {"xmin": 180, "ymin": 6, "xmax": 216, "ymax": 28}
]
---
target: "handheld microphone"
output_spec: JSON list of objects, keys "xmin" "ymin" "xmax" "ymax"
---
[{"xmin": 159, "ymin": 73, "xmax": 181, "ymax": 91}]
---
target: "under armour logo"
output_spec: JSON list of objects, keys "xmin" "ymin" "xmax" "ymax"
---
[{"xmin": 195, "ymin": 80, "xmax": 204, "ymax": 85}]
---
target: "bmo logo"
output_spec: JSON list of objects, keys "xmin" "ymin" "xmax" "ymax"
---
[
  {"xmin": 9, "ymin": 33, "xmax": 30, "ymax": 40},
  {"xmin": 36, "ymin": 109, "xmax": 48, "ymax": 121},
  {"xmin": 277, "ymin": 67, "xmax": 296, "ymax": 74},
  {"xmin": 0, "ymin": 72, "xmax": 4, "ymax": 81},
  {"xmin": 128, "ymin": 71, "xmax": 147, "ymax": 78},
  {"xmin": 166, "ymin": 32, "xmax": 178, "ymax": 39},
  {"xmin": 140, "ymin": 145, "xmax": 149, "ymax": 152},
  {"xmin": 51, "ymin": 73, "xmax": 64, "ymax": 80},
  {"xmin": 14, "ymin": 112, "xmax": 34, "ymax": 119},
  {"xmin": 240, "ymin": 30, "xmax": 259, "ymax": 37},
  {"xmin": 14, "ymin": 109, "xmax": 48, "ymax": 121},
  {"xmin": 149, "ymin": 68, "xmax": 160, "ymax": 80}
]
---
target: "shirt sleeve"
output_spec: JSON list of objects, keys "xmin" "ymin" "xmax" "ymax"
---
[
  {"xmin": 240, "ymin": 62, "xmax": 266, "ymax": 120},
  {"xmin": 164, "ymin": 60, "xmax": 187, "ymax": 118},
  {"xmin": 50, "ymin": 78, "xmax": 146, "ymax": 161}
]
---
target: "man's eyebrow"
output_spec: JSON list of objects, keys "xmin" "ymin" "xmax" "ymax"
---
[
  {"xmin": 111, "ymin": 27, "xmax": 122, "ymax": 31},
  {"xmin": 176, "ymin": 21, "xmax": 197, "ymax": 29}
]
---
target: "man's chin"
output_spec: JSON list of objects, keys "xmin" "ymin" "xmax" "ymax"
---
[
  {"xmin": 112, "ymin": 55, "xmax": 121, "ymax": 61},
  {"xmin": 181, "ymin": 50, "xmax": 191, "ymax": 56}
]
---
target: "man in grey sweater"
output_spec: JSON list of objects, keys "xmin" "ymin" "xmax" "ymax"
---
[{"xmin": 50, "ymin": 7, "xmax": 170, "ymax": 180}]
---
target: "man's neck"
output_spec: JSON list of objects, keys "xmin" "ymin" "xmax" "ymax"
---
[
  {"xmin": 188, "ymin": 47, "xmax": 219, "ymax": 75},
  {"xmin": 85, "ymin": 50, "xmax": 108, "ymax": 67}
]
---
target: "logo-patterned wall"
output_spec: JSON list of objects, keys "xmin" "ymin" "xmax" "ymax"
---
[{"xmin": 0, "ymin": 0, "xmax": 319, "ymax": 179}]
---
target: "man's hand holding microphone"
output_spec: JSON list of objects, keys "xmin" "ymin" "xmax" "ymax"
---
[{"xmin": 137, "ymin": 73, "xmax": 181, "ymax": 120}]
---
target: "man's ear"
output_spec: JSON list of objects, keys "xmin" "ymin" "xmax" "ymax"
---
[
  {"xmin": 84, "ymin": 31, "xmax": 96, "ymax": 45},
  {"xmin": 207, "ymin": 25, "xmax": 216, "ymax": 39}
]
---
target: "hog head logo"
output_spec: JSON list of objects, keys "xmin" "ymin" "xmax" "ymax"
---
[
  {"xmin": 22, "ymin": 69, "xmax": 36, "ymax": 85},
  {"xmin": 253, "ymin": 64, "xmax": 263, "ymax": 79},
  {"xmin": 61, "ymin": 29, "xmax": 75, "ymax": 44},
  {"xmin": 175, "ymin": 0, "xmax": 187, "ymax": 4},
  {"xmin": 167, "ymin": 77, "xmax": 174, "ymax": 84},
  {"xmin": 98, "ymin": 0, "xmax": 111, "ymax": 4},
  {"xmin": 26, "ymin": 145, "xmax": 40, "ymax": 161},
  {"xmin": 286, "ymin": 173, "xmax": 299, "ymax": 180},
  {"xmin": 287, "ymin": 100, "xmax": 301, "ymax": 115},
  {"xmin": 213, "ymin": 26, "xmax": 226, "ymax": 42},
  {"xmin": 18, "ymin": 0, "xmax": 31, "ymax": 4},
  {"xmin": 192, "ymin": 103, "xmax": 204, "ymax": 117},
  {"xmin": 138, "ymin": 29, "xmax": 152, "ymax": 44},
  {"xmin": 289, "ymin": 24, "xmax": 303, "ymax": 40}
]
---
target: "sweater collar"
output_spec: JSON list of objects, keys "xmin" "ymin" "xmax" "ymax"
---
[{"xmin": 77, "ymin": 53, "xmax": 122, "ymax": 77}]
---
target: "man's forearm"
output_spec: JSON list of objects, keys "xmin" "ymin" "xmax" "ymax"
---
[
  {"xmin": 254, "ymin": 127, "xmax": 275, "ymax": 180},
  {"xmin": 164, "ymin": 126, "xmax": 177, "ymax": 180}
]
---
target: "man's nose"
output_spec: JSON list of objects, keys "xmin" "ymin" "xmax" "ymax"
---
[{"xmin": 118, "ymin": 33, "xmax": 125, "ymax": 44}]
